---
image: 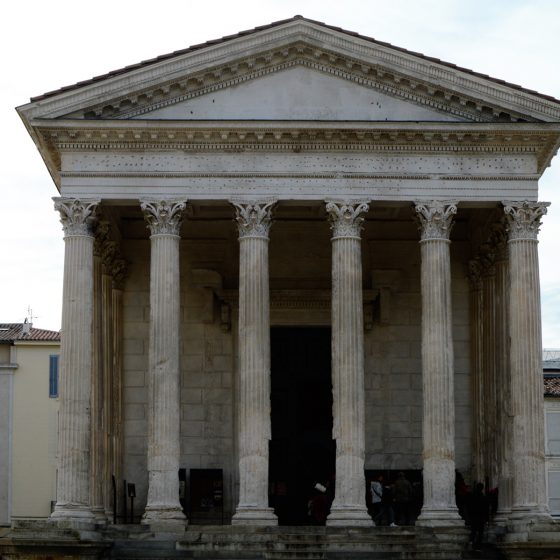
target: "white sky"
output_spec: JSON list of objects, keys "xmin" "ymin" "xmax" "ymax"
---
[{"xmin": 1, "ymin": 0, "xmax": 559, "ymax": 346}]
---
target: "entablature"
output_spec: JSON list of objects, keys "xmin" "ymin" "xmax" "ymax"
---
[{"xmin": 33, "ymin": 120, "xmax": 560, "ymax": 189}]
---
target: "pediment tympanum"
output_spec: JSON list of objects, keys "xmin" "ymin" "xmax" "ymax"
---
[{"xmin": 133, "ymin": 65, "xmax": 465, "ymax": 122}]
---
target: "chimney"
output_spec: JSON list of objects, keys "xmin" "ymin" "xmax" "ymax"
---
[{"xmin": 22, "ymin": 318, "xmax": 30, "ymax": 336}]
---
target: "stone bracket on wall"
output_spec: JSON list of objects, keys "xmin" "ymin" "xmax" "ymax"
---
[
  {"xmin": 372, "ymin": 269, "xmax": 403, "ymax": 327},
  {"xmin": 190, "ymin": 268, "xmax": 231, "ymax": 331}
]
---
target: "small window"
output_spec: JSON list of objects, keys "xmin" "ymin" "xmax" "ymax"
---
[
  {"xmin": 547, "ymin": 412, "xmax": 560, "ymax": 455},
  {"xmin": 49, "ymin": 355, "xmax": 59, "ymax": 398},
  {"xmin": 548, "ymin": 471, "xmax": 560, "ymax": 516}
]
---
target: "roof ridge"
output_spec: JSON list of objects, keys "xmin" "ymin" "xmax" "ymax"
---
[{"xmin": 28, "ymin": 15, "xmax": 560, "ymax": 106}]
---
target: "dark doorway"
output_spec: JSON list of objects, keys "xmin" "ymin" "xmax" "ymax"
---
[{"xmin": 269, "ymin": 327, "xmax": 334, "ymax": 525}]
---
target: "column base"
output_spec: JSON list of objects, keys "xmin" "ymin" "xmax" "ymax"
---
[
  {"xmin": 232, "ymin": 507, "xmax": 278, "ymax": 526},
  {"xmin": 91, "ymin": 506, "xmax": 108, "ymax": 525},
  {"xmin": 326, "ymin": 506, "xmax": 373, "ymax": 527},
  {"xmin": 493, "ymin": 508, "xmax": 512, "ymax": 525},
  {"xmin": 416, "ymin": 507, "xmax": 463, "ymax": 527},
  {"xmin": 50, "ymin": 502, "xmax": 96, "ymax": 528},
  {"xmin": 141, "ymin": 505, "xmax": 187, "ymax": 532},
  {"xmin": 505, "ymin": 509, "xmax": 556, "ymax": 542}
]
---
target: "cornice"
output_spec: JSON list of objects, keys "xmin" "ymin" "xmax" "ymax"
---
[
  {"xmin": 18, "ymin": 21, "xmax": 560, "ymax": 123},
  {"xmin": 34, "ymin": 121, "xmax": 560, "ymax": 178}
]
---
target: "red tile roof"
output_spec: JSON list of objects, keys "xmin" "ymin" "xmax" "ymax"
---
[
  {"xmin": 29, "ymin": 15, "xmax": 560, "ymax": 106},
  {"xmin": 0, "ymin": 323, "xmax": 60, "ymax": 342}
]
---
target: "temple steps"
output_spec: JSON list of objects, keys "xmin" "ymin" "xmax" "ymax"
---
[{"xmin": 106, "ymin": 525, "xmax": 486, "ymax": 560}]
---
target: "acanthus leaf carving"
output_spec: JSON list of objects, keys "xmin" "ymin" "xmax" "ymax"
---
[
  {"xmin": 502, "ymin": 201, "xmax": 550, "ymax": 241},
  {"xmin": 231, "ymin": 199, "xmax": 276, "ymax": 239},
  {"xmin": 53, "ymin": 197, "xmax": 100, "ymax": 237},
  {"xmin": 325, "ymin": 200, "xmax": 369, "ymax": 239},
  {"xmin": 414, "ymin": 200, "xmax": 458, "ymax": 241},
  {"xmin": 140, "ymin": 199, "xmax": 188, "ymax": 236},
  {"xmin": 467, "ymin": 259, "xmax": 483, "ymax": 290},
  {"xmin": 112, "ymin": 258, "xmax": 128, "ymax": 289}
]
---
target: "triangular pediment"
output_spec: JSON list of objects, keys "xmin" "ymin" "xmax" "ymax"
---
[
  {"xmin": 133, "ymin": 64, "xmax": 468, "ymax": 122},
  {"xmin": 19, "ymin": 17, "xmax": 560, "ymax": 124}
]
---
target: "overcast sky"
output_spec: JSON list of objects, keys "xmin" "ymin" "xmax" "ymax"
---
[{"xmin": 1, "ymin": 0, "xmax": 559, "ymax": 346}]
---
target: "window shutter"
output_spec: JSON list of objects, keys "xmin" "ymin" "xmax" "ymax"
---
[{"xmin": 49, "ymin": 354, "xmax": 59, "ymax": 398}]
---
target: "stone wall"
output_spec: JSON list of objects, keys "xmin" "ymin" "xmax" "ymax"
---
[
  {"xmin": 363, "ymin": 238, "xmax": 471, "ymax": 474},
  {"xmin": 120, "ymin": 215, "xmax": 472, "ymax": 521}
]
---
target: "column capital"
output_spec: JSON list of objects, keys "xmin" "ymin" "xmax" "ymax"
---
[
  {"xmin": 140, "ymin": 199, "xmax": 187, "ymax": 236},
  {"xmin": 502, "ymin": 201, "xmax": 550, "ymax": 241},
  {"xmin": 325, "ymin": 200, "xmax": 369, "ymax": 239},
  {"xmin": 414, "ymin": 200, "xmax": 457, "ymax": 241},
  {"xmin": 93, "ymin": 221, "xmax": 111, "ymax": 257},
  {"xmin": 111, "ymin": 258, "xmax": 128, "ymax": 290},
  {"xmin": 54, "ymin": 198, "xmax": 100, "ymax": 237},
  {"xmin": 231, "ymin": 199, "xmax": 276, "ymax": 239},
  {"xmin": 489, "ymin": 219, "xmax": 509, "ymax": 262},
  {"xmin": 479, "ymin": 242, "xmax": 497, "ymax": 276},
  {"xmin": 467, "ymin": 259, "xmax": 483, "ymax": 291}
]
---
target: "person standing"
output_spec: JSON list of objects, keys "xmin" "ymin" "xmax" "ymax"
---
[
  {"xmin": 468, "ymin": 483, "xmax": 488, "ymax": 550},
  {"xmin": 393, "ymin": 471, "xmax": 413, "ymax": 525},
  {"xmin": 370, "ymin": 475, "xmax": 383, "ymax": 525}
]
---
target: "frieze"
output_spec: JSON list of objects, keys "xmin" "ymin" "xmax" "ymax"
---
[{"xmin": 54, "ymin": 197, "xmax": 100, "ymax": 237}]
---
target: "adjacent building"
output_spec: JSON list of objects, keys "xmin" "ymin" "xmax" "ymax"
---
[
  {"xmin": 0, "ymin": 323, "xmax": 60, "ymax": 526},
  {"xmin": 544, "ymin": 353, "xmax": 560, "ymax": 516}
]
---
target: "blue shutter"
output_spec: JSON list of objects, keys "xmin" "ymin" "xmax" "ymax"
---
[{"xmin": 49, "ymin": 355, "xmax": 59, "ymax": 398}]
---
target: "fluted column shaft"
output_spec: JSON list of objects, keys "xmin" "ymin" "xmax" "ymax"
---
[
  {"xmin": 51, "ymin": 198, "xmax": 99, "ymax": 523},
  {"xmin": 481, "ymin": 256, "xmax": 499, "ymax": 488},
  {"xmin": 324, "ymin": 201, "xmax": 371, "ymax": 527},
  {"xmin": 468, "ymin": 260, "xmax": 484, "ymax": 484},
  {"xmin": 231, "ymin": 201, "xmax": 277, "ymax": 526},
  {"xmin": 415, "ymin": 201, "xmax": 462, "ymax": 526},
  {"xmin": 112, "ymin": 260, "xmax": 126, "ymax": 523},
  {"xmin": 141, "ymin": 199, "xmax": 187, "ymax": 526},
  {"xmin": 102, "ymin": 270, "xmax": 114, "ymax": 517},
  {"xmin": 90, "ymin": 228, "xmax": 106, "ymax": 522},
  {"xmin": 504, "ymin": 201, "xmax": 550, "ymax": 520},
  {"xmin": 493, "ymin": 225, "xmax": 513, "ymax": 520}
]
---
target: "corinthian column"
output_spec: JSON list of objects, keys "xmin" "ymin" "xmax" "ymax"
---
[
  {"xmin": 480, "ymin": 244, "xmax": 498, "ymax": 489},
  {"xmin": 325, "ymin": 201, "xmax": 372, "ymax": 527},
  {"xmin": 503, "ymin": 201, "xmax": 550, "ymax": 522},
  {"xmin": 491, "ymin": 222, "xmax": 513, "ymax": 521},
  {"xmin": 51, "ymin": 198, "xmax": 99, "ymax": 523},
  {"xmin": 140, "ymin": 199, "xmax": 187, "ymax": 527},
  {"xmin": 90, "ymin": 222, "xmax": 108, "ymax": 523},
  {"xmin": 468, "ymin": 259, "xmax": 484, "ymax": 485},
  {"xmin": 231, "ymin": 200, "xmax": 277, "ymax": 526},
  {"xmin": 414, "ymin": 201, "xmax": 462, "ymax": 526}
]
